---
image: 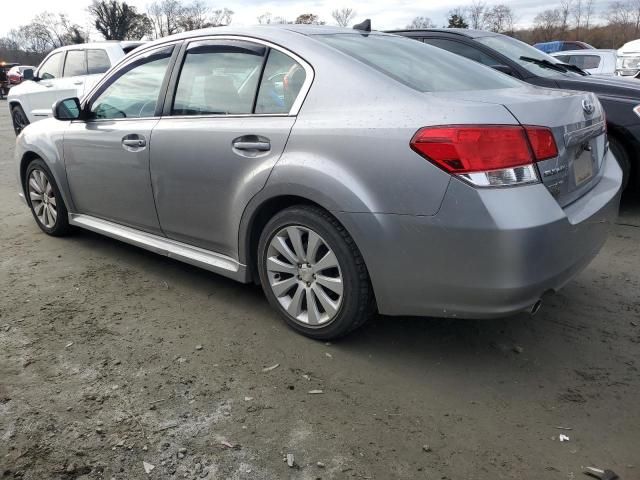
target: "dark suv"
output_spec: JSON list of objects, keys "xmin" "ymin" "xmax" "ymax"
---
[{"xmin": 390, "ymin": 28, "xmax": 640, "ymax": 190}]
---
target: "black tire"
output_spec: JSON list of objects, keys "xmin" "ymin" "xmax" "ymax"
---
[
  {"xmin": 25, "ymin": 158, "xmax": 72, "ymax": 236},
  {"xmin": 609, "ymin": 136, "xmax": 631, "ymax": 191},
  {"xmin": 11, "ymin": 104, "xmax": 29, "ymax": 136},
  {"xmin": 257, "ymin": 205, "xmax": 374, "ymax": 340}
]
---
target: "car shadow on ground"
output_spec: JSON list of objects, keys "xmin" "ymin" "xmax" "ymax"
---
[{"xmin": 54, "ymin": 188, "xmax": 638, "ymax": 368}]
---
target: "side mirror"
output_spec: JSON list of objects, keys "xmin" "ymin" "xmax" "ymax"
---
[
  {"xmin": 53, "ymin": 97, "xmax": 82, "ymax": 121},
  {"xmin": 491, "ymin": 64, "xmax": 515, "ymax": 76},
  {"xmin": 22, "ymin": 68, "xmax": 34, "ymax": 81}
]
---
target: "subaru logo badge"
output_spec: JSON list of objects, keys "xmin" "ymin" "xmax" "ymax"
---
[{"xmin": 582, "ymin": 99, "xmax": 595, "ymax": 115}]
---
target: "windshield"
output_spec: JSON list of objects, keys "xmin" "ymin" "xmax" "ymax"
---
[
  {"xmin": 316, "ymin": 33, "xmax": 522, "ymax": 92},
  {"xmin": 476, "ymin": 35, "xmax": 583, "ymax": 78}
]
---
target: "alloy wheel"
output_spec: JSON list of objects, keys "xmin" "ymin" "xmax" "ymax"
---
[
  {"xmin": 28, "ymin": 169, "xmax": 58, "ymax": 229},
  {"xmin": 266, "ymin": 225, "xmax": 344, "ymax": 326}
]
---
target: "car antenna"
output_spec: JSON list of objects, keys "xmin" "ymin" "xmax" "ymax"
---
[{"xmin": 353, "ymin": 19, "xmax": 371, "ymax": 33}]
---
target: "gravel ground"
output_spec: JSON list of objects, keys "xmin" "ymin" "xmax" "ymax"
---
[{"xmin": 1, "ymin": 101, "xmax": 639, "ymax": 480}]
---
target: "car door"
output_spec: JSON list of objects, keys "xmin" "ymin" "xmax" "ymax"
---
[
  {"xmin": 63, "ymin": 45, "xmax": 177, "ymax": 234},
  {"xmin": 151, "ymin": 39, "xmax": 311, "ymax": 257},
  {"xmin": 26, "ymin": 51, "xmax": 68, "ymax": 119}
]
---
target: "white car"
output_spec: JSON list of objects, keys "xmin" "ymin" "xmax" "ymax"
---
[
  {"xmin": 552, "ymin": 49, "xmax": 619, "ymax": 76},
  {"xmin": 8, "ymin": 41, "xmax": 144, "ymax": 135},
  {"xmin": 616, "ymin": 39, "xmax": 640, "ymax": 77}
]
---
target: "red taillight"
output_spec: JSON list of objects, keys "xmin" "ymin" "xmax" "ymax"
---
[
  {"xmin": 410, "ymin": 126, "xmax": 534, "ymax": 174},
  {"xmin": 524, "ymin": 126, "xmax": 558, "ymax": 160}
]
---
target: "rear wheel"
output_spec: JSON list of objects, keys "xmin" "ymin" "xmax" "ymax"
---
[
  {"xmin": 25, "ymin": 159, "xmax": 72, "ymax": 236},
  {"xmin": 11, "ymin": 104, "xmax": 29, "ymax": 136},
  {"xmin": 257, "ymin": 206, "xmax": 374, "ymax": 340},
  {"xmin": 609, "ymin": 136, "xmax": 631, "ymax": 191}
]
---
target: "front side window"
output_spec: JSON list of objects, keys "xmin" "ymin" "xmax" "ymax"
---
[
  {"xmin": 39, "ymin": 52, "xmax": 64, "ymax": 79},
  {"xmin": 255, "ymin": 50, "xmax": 307, "ymax": 114},
  {"xmin": 173, "ymin": 41, "xmax": 265, "ymax": 116},
  {"xmin": 87, "ymin": 49, "xmax": 111, "ymax": 75},
  {"xmin": 90, "ymin": 47, "xmax": 173, "ymax": 120},
  {"xmin": 64, "ymin": 50, "xmax": 87, "ymax": 77},
  {"xmin": 316, "ymin": 34, "xmax": 521, "ymax": 92}
]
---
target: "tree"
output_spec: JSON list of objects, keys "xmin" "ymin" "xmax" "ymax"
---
[
  {"xmin": 559, "ymin": 0, "xmax": 572, "ymax": 35},
  {"xmin": 331, "ymin": 7, "xmax": 356, "ymax": 27},
  {"xmin": 533, "ymin": 9, "xmax": 563, "ymax": 41},
  {"xmin": 572, "ymin": 0, "xmax": 584, "ymax": 37},
  {"xmin": 178, "ymin": 0, "xmax": 212, "ymax": 30},
  {"xmin": 468, "ymin": 1, "xmax": 487, "ymax": 29},
  {"xmin": 257, "ymin": 12, "xmax": 272, "ymax": 24},
  {"xmin": 447, "ymin": 8, "xmax": 469, "ymax": 28},
  {"xmin": 12, "ymin": 12, "xmax": 88, "ymax": 54},
  {"xmin": 209, "ymin": 8, "xmax": 234, "ymax": 27},
  {"xmin": 295, "ymin": 13, "xmax": 324, "ymax": 24},
  {"xmin": 147, "ymin": 0, "xmax": 184, "ymax": 38},
  {"xmin": 89, "ymin": 0, "xmax": 151, "ymax": 40},
  {"xmin": 483, "ymin": 4, "xmax": 515, "ymax": 34},
  {"xmin": 406, "ymin": 16, "xmax": 436, "ymax": 29}
]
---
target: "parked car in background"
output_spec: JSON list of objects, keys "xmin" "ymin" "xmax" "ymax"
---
[
  {"xmin": 616, "ymin": 39, "xmax": 640, "ymax": 77},
  {"xmin": 534, "ymin": 40, "xmax": 595, "ymax": 53},
  {"xmin": 7, "ymin": 65, "xmax": 36, "ymax": 85},
  {"xmin": 390, "ymin": 28, "xmax": 640, "ymax": 190},
  {"xmin": 8, "ymin": 41, "xmax": 144, "ymax": 135},
  {"xmin": 14, "ymin": 26, "xmax": 621, "ymax": 339},
  {"xmin": 0, "ymin": 62, "xmax": 19, "ymax": 99},
  {"xmin": 552, "ymin": 49, "xmax": 619, "ymax": 76}
]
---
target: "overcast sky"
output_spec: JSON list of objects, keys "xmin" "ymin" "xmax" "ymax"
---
[{"xmin": 0, "ymin": 0, "xmax": 611, "ymax": 38}]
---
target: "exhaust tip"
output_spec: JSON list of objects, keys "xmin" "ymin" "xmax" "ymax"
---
[{"xmin": 530, "ymin": 299, "xmax": 543, "ymax": 316}]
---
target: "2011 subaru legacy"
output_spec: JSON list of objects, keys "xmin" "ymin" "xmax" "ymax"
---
[{"xmin": 14, "ymin": 26, "xmax": 622, "ymax": 339}]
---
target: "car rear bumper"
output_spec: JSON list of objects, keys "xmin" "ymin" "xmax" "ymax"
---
[{"xmin": 337, "ymin": 150, "xmax": 622, "ymax": 318}]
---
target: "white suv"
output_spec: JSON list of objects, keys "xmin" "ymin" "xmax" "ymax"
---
[{"xmin": 8, "ymin": 41, "xmax": 143, "ymax": 135}]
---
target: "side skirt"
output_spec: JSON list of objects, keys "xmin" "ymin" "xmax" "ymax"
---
[{"xmin": 68, "ymin": 214, "xmax": 248, "ymax": 282}]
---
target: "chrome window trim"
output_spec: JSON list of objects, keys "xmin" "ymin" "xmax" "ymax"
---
[{"xmin": 172, "ymin": 35, "xmax": 314, "ymax": 117}]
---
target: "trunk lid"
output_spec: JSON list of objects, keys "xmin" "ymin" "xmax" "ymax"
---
[{"xmin": 432, "ymin": 87, "xmax": 607, "ymax": 207}]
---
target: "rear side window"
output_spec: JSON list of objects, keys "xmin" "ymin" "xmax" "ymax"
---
[
  {"xmin": 39, "ymin": 52, "xmax": 64, "ymax": 79},
  {"xmin": 64, "ymin": 50, "xmax": 87, "ymax": 77},
  {"xmin": 173, "ymin": 41, "xmax": 265, "ymax": 116},
  {"xmin": 316, "ymin": 34, "xmax": 521, "ymax": 92},
  {"xmin": 565, "ymin": 54, "xmax": 601, "ymax": 69},
  {"xmin": 87, "ymin": 49, "xmax": 111, "ymax": 74},
  {"xmin": 423, "ymin": 38, "xmax": 506, "ymax": 68},
  {"xmin": 255, "ymin": 50, "xmax": 306, "ymax": 114}
]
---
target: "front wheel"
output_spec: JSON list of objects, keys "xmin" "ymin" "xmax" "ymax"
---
[
  {"xmin": 257, "ymin": 206, "xmax": 374, "ymax": 340},
  {"xmin": 25, "ymin": 159, "xmax": 72, "ymax": 236},
  {"xmin": 11, "ymin": 104, "xmax": 29, "ymax": 136}
]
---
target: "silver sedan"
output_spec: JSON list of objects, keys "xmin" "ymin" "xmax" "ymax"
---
[{"xmin": 14, "ymin": 25, "xmax": 622, "ymax": 339}]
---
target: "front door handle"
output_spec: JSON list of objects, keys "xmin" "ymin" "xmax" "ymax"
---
[
  {"xmin": 233, "ymin": 141, "xmax": 271, "ymax": 151},
  {"xmin": 122, "ymin": 134, "xmax": 146, "ymax": 151}
]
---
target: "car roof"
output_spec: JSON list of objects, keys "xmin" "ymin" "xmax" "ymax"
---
[
  {"xmin": 386, "ymin": 28, "xmax": 497, "ymax": 39},
  {"xmin": 51, "ymin": 41, "xmax": 145, "ymax": 53},
  {"xmin": 141, "ymin": 24, "xmax": 394, "ymax": 47}
]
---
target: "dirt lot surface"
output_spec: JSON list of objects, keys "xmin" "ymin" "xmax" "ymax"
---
[{"xmin": 0, "ymin": 102, "xmax": 639, "ymax": 480}]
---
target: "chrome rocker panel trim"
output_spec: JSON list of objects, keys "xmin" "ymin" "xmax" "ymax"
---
[{"xmin": 68, "ymin": 214, "xmax": 248, "ymax": 282}]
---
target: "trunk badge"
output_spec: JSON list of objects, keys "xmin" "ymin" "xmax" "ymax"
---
[{"xmin": 582, "ymin": 99, "xmax": 595, "ymax": 115}]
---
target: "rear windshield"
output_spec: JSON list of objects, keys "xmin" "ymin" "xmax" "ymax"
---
[{"xmin": 315, "ymin": 33, "xmax": 522, "ymax": 92}]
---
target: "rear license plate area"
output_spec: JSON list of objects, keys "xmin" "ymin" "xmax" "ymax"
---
[{"xmin": 573, "ymin": 144, "xmax": 595, "ymax": 186}]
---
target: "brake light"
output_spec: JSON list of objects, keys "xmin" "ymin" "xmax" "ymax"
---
[
  {"xmin": 410, "ymin": 125, "xmax": 557, "ymax": 187},
  {"xmin": 524, "ymin": 127, "xmax": 558, "ymax": 160}
]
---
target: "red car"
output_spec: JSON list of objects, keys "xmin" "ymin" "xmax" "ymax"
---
[{"xmin": 7, "ymin": 65, "xmax": 35, "ymax": 85}]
